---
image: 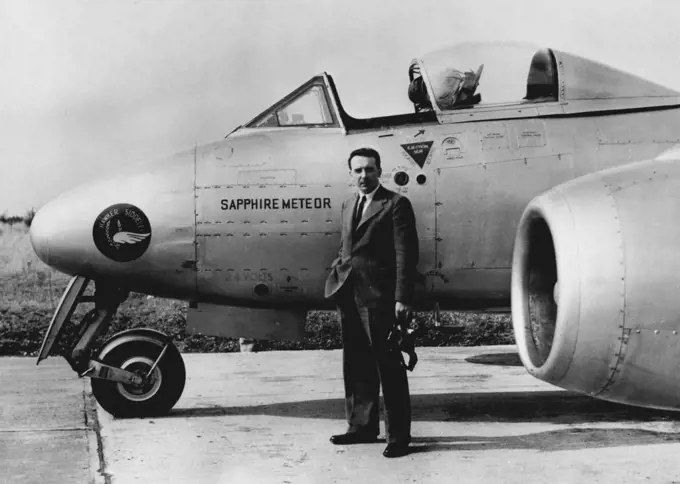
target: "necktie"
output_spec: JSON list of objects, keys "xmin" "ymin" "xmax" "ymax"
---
[{"xmin": 353, "ymin": 195, "xmax": 366, "ymax": 232}]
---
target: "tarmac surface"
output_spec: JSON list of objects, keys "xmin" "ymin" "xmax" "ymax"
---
[{"xmin": 4, "ymin": 346, "xmax": 680, "ymax": 484}]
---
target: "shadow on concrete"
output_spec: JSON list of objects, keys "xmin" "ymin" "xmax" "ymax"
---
[
  {"xmin": 465, "ymin": 352, "xmax": 523, "ymax": 366},
  {"xmin": 170, "ymin": 390, "xmax": 678, "ymax": 425},
  {"xmin": 407, "ymin": 427, "xmax": 680, "ymax": 453}
]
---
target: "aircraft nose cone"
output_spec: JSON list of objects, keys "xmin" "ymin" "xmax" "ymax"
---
[
  {"xmin": 30, "ymin": 199, "xmax": 63, "ymax": 268},
  {"xmin": 29, "ymin": 193, "xmax": 88, "ymax": 275}
]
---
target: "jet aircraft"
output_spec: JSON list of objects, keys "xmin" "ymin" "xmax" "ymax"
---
[{"xmin": 29, "ymin": 42, "xmax": 680, "ymax": 417}]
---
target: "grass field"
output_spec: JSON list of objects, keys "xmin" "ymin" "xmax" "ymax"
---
[{"xmin": 0, "ymin": 222, "xmax": 514, "ymax": 356}]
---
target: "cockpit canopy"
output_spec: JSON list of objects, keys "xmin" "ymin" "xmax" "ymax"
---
[
  {"xmin": 238, "ymin": 42, "xmax": 680, "ymax": 134},
  {"xmin": 408, "ymin": 43, "xmax": 558, "ymax": 113},
  {"xmin": 409, "ymin": 42, "xmax": 679, "ymax": 114}
]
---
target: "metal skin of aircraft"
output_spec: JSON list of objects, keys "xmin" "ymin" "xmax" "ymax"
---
[{"xmin": 28, "ymin": 42, "xmax": 680, "ymax": 418}]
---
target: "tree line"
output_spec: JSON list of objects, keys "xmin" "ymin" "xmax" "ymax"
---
[{"xmin": 0, "ymin": 208, "xmax": 36, "ymax": 227}]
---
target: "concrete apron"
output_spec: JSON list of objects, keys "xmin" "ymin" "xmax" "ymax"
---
[{"xmin": 5, "ymin": 347, "xmax": 680, "ymax": 484}]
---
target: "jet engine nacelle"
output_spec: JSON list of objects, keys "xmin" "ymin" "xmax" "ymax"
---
[{"xmin": 512, "ymin": 156, "xmax": 680, "ymax": 411}]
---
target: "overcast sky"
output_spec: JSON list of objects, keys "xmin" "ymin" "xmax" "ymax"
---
[{"xmin": 2, "ymin": 0, "xmax": 680, "ymax": 215}]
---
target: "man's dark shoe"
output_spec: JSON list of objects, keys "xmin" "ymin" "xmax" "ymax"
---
[
  {"xmin": 330, "ymin": 433, "xmax": 379, "ymax": 445},
  {"xmin": 383, "ymin": 442, "xmax": 410, "ymax": 458}
]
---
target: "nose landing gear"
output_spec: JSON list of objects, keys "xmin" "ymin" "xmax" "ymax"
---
[{"xmin": 37, "ymin": 276, "xmax": 186, "ymax": 418}]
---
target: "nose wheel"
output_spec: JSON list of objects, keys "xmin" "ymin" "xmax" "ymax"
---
[{"xmin": 91, "ymin": 337, "xmax": 185, "ymax": 418}]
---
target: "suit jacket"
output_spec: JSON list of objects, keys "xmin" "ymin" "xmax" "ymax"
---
[{"xmin": 324, "ymin": 185, "xmax": 419, "ymax": 307}]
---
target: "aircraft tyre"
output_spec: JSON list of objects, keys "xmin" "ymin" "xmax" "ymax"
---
[{"xmin": 91, "ymin": 338, "xmax": 186, "ymax": 418}]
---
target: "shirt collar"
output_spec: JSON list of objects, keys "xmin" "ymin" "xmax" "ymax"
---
[{"xmin": 358, "ymin": 183, "xmax": 380, "ymax": 203}]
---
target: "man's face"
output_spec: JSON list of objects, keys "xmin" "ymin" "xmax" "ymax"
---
[{"xmin": 350, "ymin": 155, "xmax": 382, "ymax": 194}]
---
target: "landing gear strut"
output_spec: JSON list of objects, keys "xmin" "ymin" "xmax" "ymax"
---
[{"xmin": 37, "ymin": 276, "xmax": 186, "ymax": 417}]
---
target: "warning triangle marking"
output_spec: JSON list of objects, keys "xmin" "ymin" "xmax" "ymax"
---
[{"xmin": 401, "ymin": 141, "xmax": 433, "ymax": 168}]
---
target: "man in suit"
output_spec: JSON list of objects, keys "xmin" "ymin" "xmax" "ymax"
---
[{"xmin": 325, "ymin": 147, "xmax": 419, "ymax": 458}]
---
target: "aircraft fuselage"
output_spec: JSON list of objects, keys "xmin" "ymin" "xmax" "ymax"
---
[{"xmin": 31, "ymin": 106, "xmax": 680, "ymax": 311}]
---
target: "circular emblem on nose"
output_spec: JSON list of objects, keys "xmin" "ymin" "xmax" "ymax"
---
[{"xmin": 93, "ymin": 204, "xmax": 152, "ymax": 262}]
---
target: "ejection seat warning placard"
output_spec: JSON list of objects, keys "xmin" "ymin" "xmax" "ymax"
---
[
  {"xmin": 221, "ymin": 198, "xmax": 332, "ymax": 210},
  {"xmin": 401, "ymin": 141, "xmax": 433, "ymax": 168}
]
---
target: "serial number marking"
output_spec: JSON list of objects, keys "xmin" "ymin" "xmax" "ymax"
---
[{"xmin": 224, "ymin": 270, "xmax": 274, "ymax": 282}]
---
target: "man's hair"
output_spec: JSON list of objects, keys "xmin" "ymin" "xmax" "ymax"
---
[{"xmin": 348, "ymin": 147, "xmax": 381, "ymax": 170}]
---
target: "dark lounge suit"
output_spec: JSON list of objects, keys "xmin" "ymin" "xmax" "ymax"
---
[{"xmin": 325, "ymin": 185, "xmax": 419, "ymax": 444}]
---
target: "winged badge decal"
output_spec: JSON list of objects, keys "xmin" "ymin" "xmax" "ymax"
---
[
  {"xmin": 113, "ymin": 232, "xmax": 151, "ymax": 244},
  {"xmin": 93, "ymin": 203, "xmax": 153, "ymax": 262}
]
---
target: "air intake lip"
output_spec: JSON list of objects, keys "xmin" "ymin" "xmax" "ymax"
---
[
  {"xmin": 512, "ymin": 190, "xmax": 581, "ymax": 386},
  {"xmin": 523, "ymin": 215, "xmax": 558, "ymax": 368}
]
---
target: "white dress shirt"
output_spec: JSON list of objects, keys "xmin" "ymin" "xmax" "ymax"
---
[{"xmin": 357, "ymin": 183, "xmax": 380, "ymax": 218}]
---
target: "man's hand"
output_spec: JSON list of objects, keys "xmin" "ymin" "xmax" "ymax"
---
[{"xmin": 395, "ymin": 301, "xmax": 413, "ymax": 325}]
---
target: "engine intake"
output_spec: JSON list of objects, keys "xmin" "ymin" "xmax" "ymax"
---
[{"xmin": 512, "ymin": 158, "xmax": 680, "ymax": 411}]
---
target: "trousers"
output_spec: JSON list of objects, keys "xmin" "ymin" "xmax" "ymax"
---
[{"xmin": 336, "ymin": 282, "xmax": 411, "ymax": 444}]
